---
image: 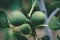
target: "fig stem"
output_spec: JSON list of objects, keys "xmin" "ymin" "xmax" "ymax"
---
[
  {"xmin": 9, "ymin": 29, "xmax": 14, "ymax": 40},
  {"xmin": 28, "ymin": 0, "xmax": 37, "ymax": 17},
  {"xmin": 31, "ymin": 25, "xmax": 36, "ymax": 40},
  {"xmin": 28, "ymin": 0, "xmax": 38, "ymax": 40}
]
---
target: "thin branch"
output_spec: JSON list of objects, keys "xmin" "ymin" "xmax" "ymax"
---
[
  {"xmin": 44, "ymin": 8, "xmax": 60, "ymax": 40},
  {"xmin": 39, "ymin": 0, "xmax": 55, "ymax": 40},
  {"xmin": 46, "ymin": 8, "xmax": 60, "ymax": 23},
  {"xmin": 39, "ymin": 0, "xmax": 47, "ymax": 16}
]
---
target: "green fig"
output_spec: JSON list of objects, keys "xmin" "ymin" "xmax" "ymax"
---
[
  {"xmin": 9, "ymin": 11, "xmax": 28, "ymax": 26},
  {"xmin": 20, "ymin": 23, "xmax": 32, "ymax": 35},
  {"xmin": 31, "ymin": 11, "xmax": 46, "ymax": 25}
]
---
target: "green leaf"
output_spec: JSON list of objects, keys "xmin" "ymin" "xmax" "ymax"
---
[
  {"xmin": 48, "ymin": 16, "xmax": 60, "ymax": 31},
  {"xmin": 0, "ymin": 11, "xmax": 9, "ymax": 30}
]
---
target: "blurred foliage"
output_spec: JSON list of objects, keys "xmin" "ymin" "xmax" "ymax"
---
[
  {"xmin": 3, "ymin": 28, "xmax": 17, "ymax": 40},
  {"xmin": 0, "ymin": 0, "xmax": 9, "ymax": 10},
  {"xmin": 14, "ymin": 33, "xmax": 28, "ymax": 40},
  {"xmin": 41, "ymin": 35, "xmax": 50, "ymax": 40},
  {"xmin": 57, "ymin": 35, "xmax": 60, "ymax": 40},
  {"xmin": 4, "ymin": 28, "xmax": 10, "ymax": 40},
  {"xmin": 45, "ymin": 0, "xmax": 60, "ymax": 16},
  {"xmin": 3, "ymin": 28, "xmax": 28, "ymax": 40},
  {"xmin": 55, "ymin": 11, "xmax": 60, "ymax": 17},
  {"xmin": 54, "ymin": 0, "xmax": 60, "ymax": 1},
  {"xmin": 9, "ymin": 0, "xmax": 23, "ymax": 11},
  {"xmin": 0, "ymin": 0, "xmax": 32, "ymax": 11}
]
